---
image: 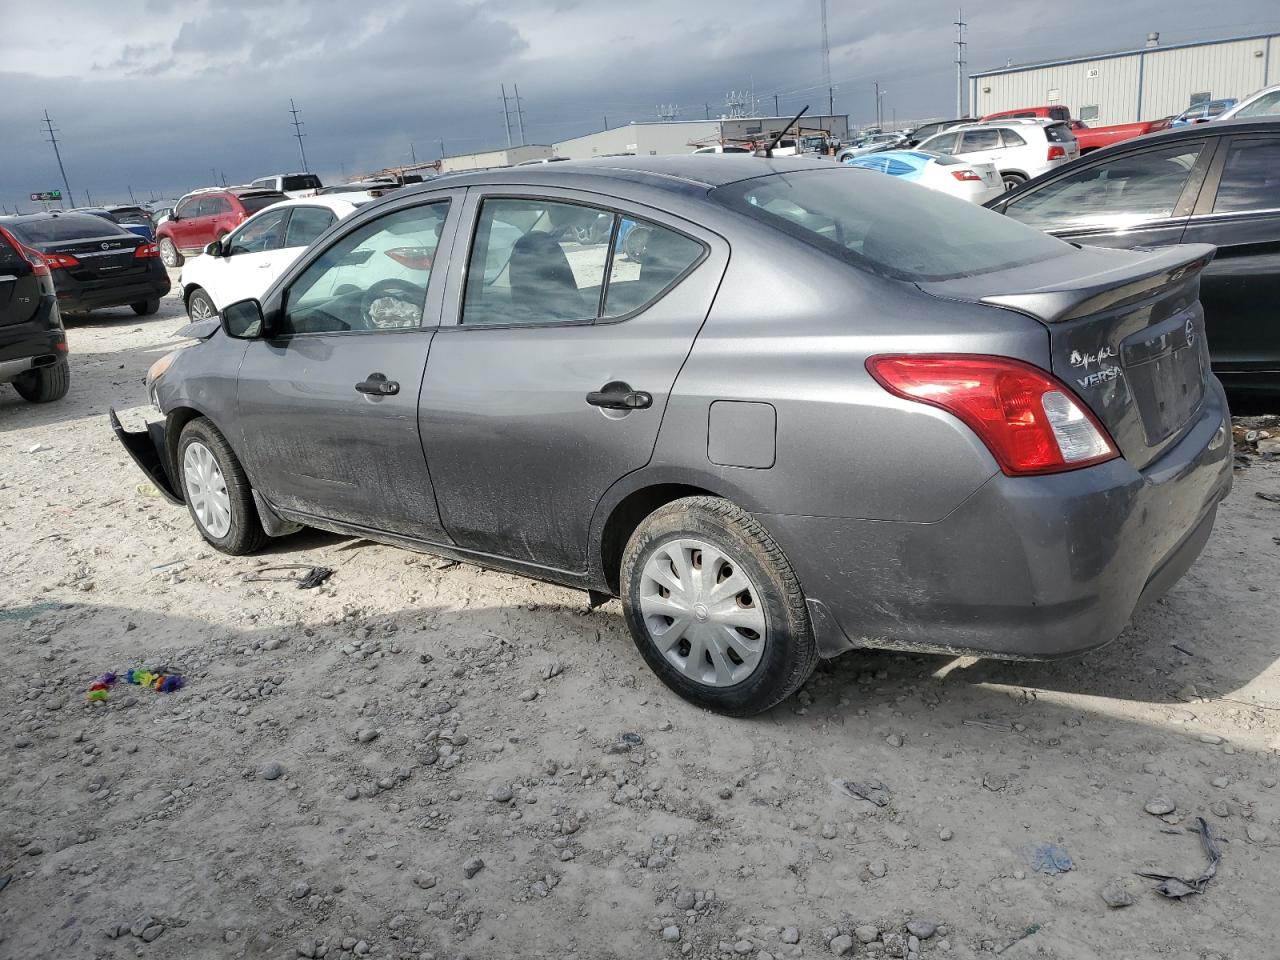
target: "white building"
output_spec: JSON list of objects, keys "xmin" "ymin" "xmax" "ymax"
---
[
  {"xmin": 553, "ymin": 115, "xmax": 852, "ymax": 160},
  {"xmin": 970, "ymin": 31, "xmax": 1280, "ymax": 126},
  {"xmin": 439, "ymin": 144, "xmax": 552, "ymax": 173}
]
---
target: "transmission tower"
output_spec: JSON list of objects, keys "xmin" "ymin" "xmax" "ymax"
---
[
  {"xmin": 41, "ymin": 110, "xmax": 75, "ymax": 207},
  {"xmin": 725, "ymin": 91, "xmax": 750, "ymax": 119},
  {"xmin": 514, "ymin": 84, "xmax": 527, "ymax": 146},
  {"xmin": 501, "ymin": 85, "xmax": 513, "ymax": 147},
  {"xmin": 820, "ymin": 0, "xmax": 833, "ymax": 116},
  {"xmin": 954, "ymin": 9, "xmax": 967, "ymax": 119},
  {"xmin": 289, "ymin": 98, "xmax": 310, "ymax": 172},
  {"xmin": 656, "ymin": 103, "xmax": 680, "ymax": 121}
]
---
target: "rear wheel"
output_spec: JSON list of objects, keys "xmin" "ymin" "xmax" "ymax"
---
[
  {"xmin": 1001, "ymin": 171, "xmax": 1027, "ymax": 192},
  {"xmin": 159, "ymin": 238, "xmax": 182, "ymax": 268},
  {"xmin": 132, "ymin": 298, "xmax": 160, "ymax": 316},
  {"xmin": 186, "ymin": 288, "xmax": 216, "ymax": 322},
  {"xmin": 12, "ymin": 360, "xmax": 70, "ymax": 403},
  {"xmin": 177, "ymin": 417, "xmax": 267, "ymax": 555},
  {"xmin": 620, "ymin": 496, "xmax": 818, "ymax": 716}
]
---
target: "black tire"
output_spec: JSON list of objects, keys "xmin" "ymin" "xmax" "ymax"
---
[
  {"xmin": 176, "ymin": 417, "xmax": 267, "ymax": 555},
  {"xmin": 1000, "ymin": 171, "xmax": 1027, "ymax": 192},
  {"xmin": 159, "ymin": 238, "xmax": 183, "ymax": 268},
  {"xmin": 12, "ymin": 360, "xmax": 70, "ymax": 403},
  {"xmin": 186, "ymin": 287, "xmax": 217, "ymax": 322},
  {"xmin": 620, "ymin": 496, "xmax": 818, "ymax": 716},
  {"xmin": 132, "ymin": 298, "xmax": 160, "ymax": 316}
]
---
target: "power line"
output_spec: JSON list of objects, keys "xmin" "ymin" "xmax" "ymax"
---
[
  {"xmin": 41, "ymin": 110, "xmax": 75, "ymax": 208},
  {"xmin": 289, "ymin": 98, "xmax": 310, "ymax": 172}
]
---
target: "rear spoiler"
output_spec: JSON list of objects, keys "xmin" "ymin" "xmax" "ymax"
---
[{"xmin": 918, "ymin": 243, "xmax": 1216, "ymax": 324}]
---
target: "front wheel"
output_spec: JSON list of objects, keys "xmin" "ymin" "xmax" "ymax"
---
[
  {"xmin": 158, "ymin": 238, "xmax": 183, "ymax": 268},
  {"xmin": 12, "ymin": 360, "xmax": 70, "ymax": 403},
  {"xmin": 177, "ymin": 417, "xmax": 267, "ymax": 555},
  {"xmin": 132, "ymin": 298, "xmax": 160, "ymax": 316},
  {"xmin": 186, "ymin": 288, "xmax": 217, "ymax": 322},
  {"xmin": 620, "ymin": 496, "xmax": 817, "ymax": 716}
]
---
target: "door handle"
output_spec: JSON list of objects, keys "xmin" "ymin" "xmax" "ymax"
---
[
  {"xmin": 586, "ymin": 381, "xmax": 652, "ymax": 410},
  {"xmin": 355, "ymin": 372, "xmax": 399, "ymax": 396}
]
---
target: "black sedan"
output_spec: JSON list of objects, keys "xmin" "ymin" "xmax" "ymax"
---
[
  {"xmin": 985, "ymin": 117, "xmax": 1280, "ymax": 395},
  {"xmin": 0, "ymin": 213, "xmax": 170, "ymax": 317}
]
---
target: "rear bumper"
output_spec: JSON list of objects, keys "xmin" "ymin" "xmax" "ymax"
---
[
  {"xmin": 763, "ymin": 378, "xmax": 1233, "ymax": 659},
  {"xmin": 109, "ymin": 409, "xmax": 182, "ymax": 504},
  {"xmin": 0, "ymin": 298, "xmax": 66, "ymax": 383},
  {"xmin": 55, "ymin": 266, "xmax": 170, "ymax": 313}
]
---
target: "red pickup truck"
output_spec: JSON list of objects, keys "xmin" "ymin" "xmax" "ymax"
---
[{"xmin": 1069, "ymin": 117, "xmax": 1171, "ymax": 152}]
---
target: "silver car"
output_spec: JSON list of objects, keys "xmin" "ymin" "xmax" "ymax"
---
[{"xmin": 112, "ymin": 157, "xmax": 1232, "ymax": 716}]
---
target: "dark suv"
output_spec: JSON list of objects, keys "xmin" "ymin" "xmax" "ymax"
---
[
  {"xmin": 155, "ymin": 189, "xmax": 287, "ymax": 267},
  {"xmin": 0, "ymin": 224, "xmax": 69, "ymax": 403},
  {"xmin": 0, "ymin": 213, "xmax": 171, "ymax": 318}
]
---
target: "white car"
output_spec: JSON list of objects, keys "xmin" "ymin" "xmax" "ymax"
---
[
  {"xmin": 179, "ymin": 197, "xmax": 364, "ymax": 321},
  {"xmin": 842, "ymin": 150, "xmax": 1004, "ymax": 203},
  {"xmin": 692, "ymin": 144, "xmax": 753, "ymax": 154},
  {"xmin": 1216, "ymin": 83, "xmax": 1280, "ymax": 122},
  {"xmin": 249, "ymin": 173, "xmax": 325, "ymax": 198},
  {"xmin": 917, "ymin": 119, "xmax": 1079, "ymax": 192}
]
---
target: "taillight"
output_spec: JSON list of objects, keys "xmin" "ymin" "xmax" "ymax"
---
[
  {"xmin": 42, "ymin": 251, "xmax": 80, "ymax": 270},
  {"xmin": 866, "ymin": 354, "xmax": 1119, "ymax": 476},
  {"xmin": 134, "ymin": 243, "xmax": 160, "ymax": 259},
  {"xmin": 1047, "ymin": 145, "xmax": 1067, "ymax": 161},
  {"xmin": 0, "ymin": 228, "xmax": 50, "ymax": 278},
  {"xmin": 950, "ymin": 169, "xmax": 982, "ymax": 181}
]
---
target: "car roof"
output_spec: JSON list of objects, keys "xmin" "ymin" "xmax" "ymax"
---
[{"xmin": 253, "ymin": 196, "xmax": 362, "ymax": 215}]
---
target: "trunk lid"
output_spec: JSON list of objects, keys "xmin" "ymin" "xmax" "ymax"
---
[
  {"xmin": 43, "ymin": 233, "xmax": 147, "ymax": 282},
  {"xmin": 917, "ymin": 243, "xmax": 1217, "ymax": 469}
]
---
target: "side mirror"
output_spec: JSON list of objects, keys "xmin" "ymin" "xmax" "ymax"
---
[
  {"xmin": 204, "ymin": 239, "xmax": 223, "ymax": 257},
  {"xmin": 170, "ymin": 210, "xmax": 181, "ymax": 222},
  {"xmin": 220, "ymin": 299, "xmax": 266, "ymax": 339}
]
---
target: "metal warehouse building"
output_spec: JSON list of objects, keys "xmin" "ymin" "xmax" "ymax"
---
[
  {"xmin": 970, "ymin": 31, "xmax": 1280, "ymax": 126},
  {"xmin": 553, "ymin": 114, "xmax": 851, "ymax": 159}
]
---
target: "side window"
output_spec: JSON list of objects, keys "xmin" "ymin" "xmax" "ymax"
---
[
  {"xmin": 175, "ymin": 198, "xmax": 197, "ymax": 219},
  {"xmin": 603, "ymin": 219, "xmax": 703, "ymax": 318},
  {"xmin": 227, "ymin": 209, "xmax": 289, "ymax": 255},
  {"xmin": 924, "ymin": 132, "xmax": 959, "ymax": 155},
  {"xmin": 1004, "ymin": 144, "xmax": 1205, "ymax": 230},
  {"xmin": 959, "ymin": 129, "xmax": 1001, "ymax": 152},
  {"xmin": 284, "ymin": 207, "xmax": 337, "ymax": 247},
  {"xmin": 280, "ymin": 201, "xmax": 449, "ymax": 336},
  {"xmin": 1212, "ymin": 139, "xmax": 1280, "ymax": 213},
  {"xmin": 462, "ymin": 198, "xmax": 612, "ymax": 325},
  {"xmin": 1235, "ymin": 90, "xmax": 1280, "ymax": 119},
  {"xmin": 209, "ymin": 196, "xmax": 233, "ymax": 215},
  {"xmin": 1000, "ymin": 128, "xmax": 1027, "ymax": 147},
  {"xmin": 192, "ymin": 197, "xmax": 214, "ymax": 218}
]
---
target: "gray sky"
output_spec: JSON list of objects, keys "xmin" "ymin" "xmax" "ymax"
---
[{"xmin": 1, "ymin": 0, "xmax": 1277, "ymax": 211}]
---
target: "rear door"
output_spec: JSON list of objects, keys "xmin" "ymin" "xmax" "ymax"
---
[
  {"xmin": 1180, "ymin": 133, "xmax": 1280, "ymax": 386},
  {"xmin": 955, "ymin": 127, "xmax": 1003, "ymax": 166},
  {"xmin": 419, "ymin": 188, "xmax": 726, "ymax": 572},
  {"xmin": 998, "ymin": 137, "xmax": 1217, "ymax": 249}
]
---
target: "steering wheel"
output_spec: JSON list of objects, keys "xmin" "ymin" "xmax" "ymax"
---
[{"xmin": 360, "ymin": 279, "xmax": 425, "ymax": 330}]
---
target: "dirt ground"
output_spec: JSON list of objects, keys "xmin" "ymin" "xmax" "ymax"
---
[{"xmin": 2, "ymin": 275, "xmax": 1278, "ymax": 960}]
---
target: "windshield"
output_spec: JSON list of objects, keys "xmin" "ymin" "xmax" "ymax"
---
[
  {"xmin": 5, "ymin": 215, "xmax": 133, "ymax": 244},
  {"xmin": 282, "ymin": 175, "xmax": 322, "ymax": 191},
  {"xmin": 711, "ymin": 168, "xmax": 1070, "ymax": 282}
]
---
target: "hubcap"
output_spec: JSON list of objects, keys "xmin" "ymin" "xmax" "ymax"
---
[
  {"xmin": 182, "ymin": 441, "xmax": 232, "ymax": 538},
  {"xmin": 638, "ymin": 538, "xmax": 767, "ymax": 687},
  {"xmin": 190, "ymin": 296, "xmax": 214, "ymax": 321}
]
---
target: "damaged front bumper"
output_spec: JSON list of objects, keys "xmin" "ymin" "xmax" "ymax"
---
[{"xmin": 109, "ymin": 408, "xmax": 183, "ymax": 505}]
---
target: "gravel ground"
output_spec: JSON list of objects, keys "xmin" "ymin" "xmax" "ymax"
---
[{"xmin": 2, "ymin": 276, "xmax": 1279, "ymax": 960}]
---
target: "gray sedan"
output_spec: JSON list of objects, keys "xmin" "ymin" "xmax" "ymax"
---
[{"xmin": 112, "ymin": 156, "xmax": 1232, "ymax": 716}]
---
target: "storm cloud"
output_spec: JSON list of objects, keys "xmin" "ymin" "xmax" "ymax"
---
[{"xmin": 1, "ymin": 0, "xmax": 1276, "ymax": 210}]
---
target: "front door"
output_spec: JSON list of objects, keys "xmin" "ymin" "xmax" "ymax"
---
[
  {"xmin": 202, "ymin": 206, "xmax": 291, "ymax": 309},
  {"xmin": 999, "ymin": 138, "xmax": 1217, "ymax": 250},
  {"xmin": 419, "ymin": 189, "xmax": 726, "ymax": 572},
  {"xmin": 235, "ymin": 197, "xmax": 457, "ymax": 537},
  {"xmin": 1180, "ymin": 134, "xmax": 1280, "ymax": 387}
]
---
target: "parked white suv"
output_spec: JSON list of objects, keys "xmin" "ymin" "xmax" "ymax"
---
[
  {"xmin": 1216, "ymin": 83, "xmax": 1280, "ymax": 122},
  {"xmin": 917, "ymin": 119, "xmax": 1079, "ymax": 192},
  {"xmin": 249, "ymin": 173, "xmax": 324, "ymax": 198},
  {"xmin": 178, "ymin": 197, "xmax": 364, "ymax": 321}
]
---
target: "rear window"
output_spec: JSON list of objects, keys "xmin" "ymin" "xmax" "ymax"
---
[
  {"xmin": 0, "ymin": 230, "xmax": 25, "ymax": 271},
  {"xmin": 711, "ymin": 168, "xmax": 1069, "ymax": 282},
  {"xmin": 239, "ymin": 192, "xmax": 288, "ymax": 214},
  {"xmin": 111, "ymin": 207, "xmax": 151, "ymax": 223},
  {"xmin": 1045, "ymin": 123, "xmax": 1075, "ymax": 143},
  {"xmin": 5, "ymin": 215, "xmax": 133, "ymax": 244},
  {"xmin": 282, "ymin": 175, "xmax": 322, "ymax": 192}
]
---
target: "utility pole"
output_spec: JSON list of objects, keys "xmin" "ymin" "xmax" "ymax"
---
[
  {"xmin": 513, "ymin": 83, "xmax": 527, "ymax": 146},
  {"xmin": 289, "ymin": 98, "xmax": 310, "ymax": 172},
  {"xmin": 501, "ymin": 84, "xmax": 513, "ymax": 147},
  {"xmin": 603, "ymin": 115, "xmax": 608, "ymax": 130},
  {"xmin": 410, "ymin": 142, "xmax": 418, "ymax": 165},
  {"xmin": 954, "ymin": 8, "xmax": 967, "ymax": 119},
  {"xmin": 774, "ymin": 93, "xmax": 780, "ymax": 115},
  {"xmin": 438, "ymin": 138, "xmax": 446, "ymax": 159},
  {"xmin": 705, "ymin": 103, "xmax": 711, "ymax": 120},
  {"xmin": 41, "ymin": 110, "xmax": 75, "ymax": 208},
  {"xmin": 820, "ymin": 0, "xmax": 834, "ymax": 116},
  {"xmin": 874, "ymin": 82, "xmax": 882, "ymax": 128}
]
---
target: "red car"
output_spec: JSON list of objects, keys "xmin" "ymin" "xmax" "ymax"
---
[
  {"xmin": 980, "ymin": 105, "xmax": 1072, "ymax": 123},
  {"xmin": 155, "ymin": 188, "xmax": 286, "ymax": 267}
]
